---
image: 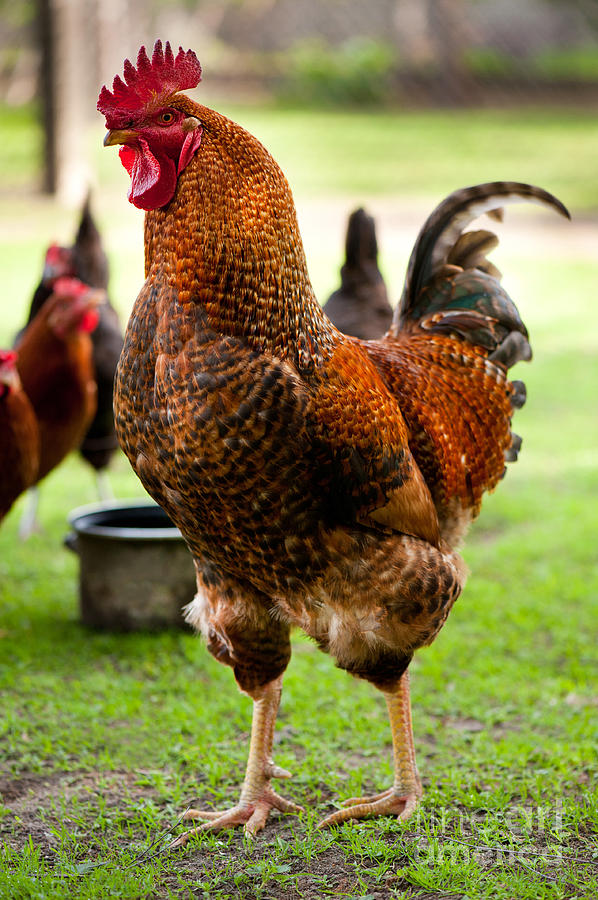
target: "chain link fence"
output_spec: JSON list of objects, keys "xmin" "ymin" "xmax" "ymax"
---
[{"xmin": 208, "ymin": 0, "xmax": 598, "ymax": 107}]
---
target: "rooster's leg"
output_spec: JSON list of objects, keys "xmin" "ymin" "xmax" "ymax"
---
[
  {"xmin": 18, "ymin": 486, "xmax": 41, "ymax": 541},
  {"xmin": 318, "ymin": 670, "xmax": 421, "ymax": 828},
  {"xmin": 171, "ymin": 675, "xmax": 303, "ymax": 845},
  {"xmin": 95, "ymin": 469, "xmax": 114, "ymax": 502}
]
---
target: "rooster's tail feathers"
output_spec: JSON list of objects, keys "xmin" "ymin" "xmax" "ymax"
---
[{"xmin": 392, "ymin": 182, "xmax": 569, "ymax": 369}]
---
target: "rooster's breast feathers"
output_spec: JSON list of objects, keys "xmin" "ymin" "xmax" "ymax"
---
[{"xmin": 116, "ymin": 272, "xmax": 439, "ymax": 583}]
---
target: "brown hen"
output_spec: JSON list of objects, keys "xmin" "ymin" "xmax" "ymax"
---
[
  {"xmin": 17, "ymin": 278, "xmax": 101, "ymax": 486},
  {"xmin": 19, "ymin": 196, "xmax": 124, "ymax": 490},
  {"xmin": 98, "ymin": 42, "xmax": 569, "ymax": 840},
  {"xmin": 0, "ymin": 351, "xmax": 40, "ymax": 522}
]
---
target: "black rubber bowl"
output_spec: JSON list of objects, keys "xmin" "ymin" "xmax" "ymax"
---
[{"xmin": 65, "ymin": 500, "xmax": 196, "ymax": 631}]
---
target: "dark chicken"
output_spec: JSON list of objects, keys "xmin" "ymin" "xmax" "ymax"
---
[
  {"xmin": 323, "ymin": 207, "xmax": 393, "ymax": 339},
  {"xmin": 98, "ymin": 42, "xmax": 569, "ymax": 840},
  {"xmin": 21, "ymin": 196, "xmax": 123, "ymax": 488},
  {"xmin": 0, "ymin": 350, "xmax": 40, "ymax": 522},
  {"xmin": 17, "ymin": 278, "xmax": 101, "ymax": 487}
]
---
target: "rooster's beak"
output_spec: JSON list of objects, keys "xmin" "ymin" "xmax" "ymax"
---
[{"xmin": 103, "ymin": 129, "xmax": 136, "ymax": 147}]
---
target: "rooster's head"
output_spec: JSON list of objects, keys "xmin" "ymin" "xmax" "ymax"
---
[
  {"xmin": 43, "ymin": 243, "xmax": 76, "ymax": 285},
  {"xmin": 97, "ymin": 40, "xmax": 203, "ymax": 211},
  {"xmin": 46, "ymin": 278, "xmax": 104, "ymax": 339}
]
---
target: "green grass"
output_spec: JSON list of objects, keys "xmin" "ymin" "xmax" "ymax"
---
[
  {"xmin": 1, "ymin": 101, "xmax": 597, "ymax": 897},
  {"xmin": 4, "ymin": 101, "xmax": 598, "ymax": 203},
  {"xmin": 0, "ymin": 103, "xmax": 42, "ymax": 192}
]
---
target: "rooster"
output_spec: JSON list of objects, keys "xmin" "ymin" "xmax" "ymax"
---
[
  {"xmin": 323, "ymin": 207, "xmax": 393, "ymax": 339},
  {"xmin": 0, "ymin": 351, "xmax": 40, "ymax": 522},
  {"xmin": 17, "ymin": 278, "xmax": 101, "ymax": 491},
  {"xmin": 20, "ymin": 196, "xmax": 123, "ymax": 498},
  {"xmin": 98, "ymin": 42, "xmax": 569, "ymax": 841}
]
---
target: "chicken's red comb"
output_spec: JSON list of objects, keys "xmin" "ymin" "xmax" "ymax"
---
[
  {"xmin": 0, "ymin": 350, "xmax": 17, "ymax": 368},
  {"xmin": 97, "ymin": 40, "xmax": 202, "ymax": 127},
  {"xmin": 45, "ymin": 243, "xmax": 67, "ymax": 263}
]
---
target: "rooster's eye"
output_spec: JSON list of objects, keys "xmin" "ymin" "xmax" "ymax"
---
[{"xmin": 158, "ymin": 111, "xmax": 175, "ymax": 125}]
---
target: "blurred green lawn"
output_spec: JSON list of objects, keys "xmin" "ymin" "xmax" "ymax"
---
[{"xmin": 0, "ymin": 101, "xmax": 597, "ymax": 898}]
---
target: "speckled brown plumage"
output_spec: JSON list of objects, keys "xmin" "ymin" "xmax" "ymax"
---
[
  {"xmin": 364, "ymin": 334, "xmax": 514, "ymax": 541},
  {"xmin": 17, "ymin": 288, "xmax": 98, "ymax": 483},
  {"xmin": 101, "ymin": 46, "xmax": 569, "ymax": 835}
]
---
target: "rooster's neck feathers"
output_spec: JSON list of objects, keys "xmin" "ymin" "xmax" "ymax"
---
[{"xmin": 144, "ymin": 100, "xmax": 338, "ymax": 369}]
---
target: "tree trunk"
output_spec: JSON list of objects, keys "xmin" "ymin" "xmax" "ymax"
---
[
  {"xmin": 37, "ymin": 0, "xmax": 90, "ymax": 202},
  {"xmin": 37, "ymin": 0, "xmax": 56, "ymax": 194}
]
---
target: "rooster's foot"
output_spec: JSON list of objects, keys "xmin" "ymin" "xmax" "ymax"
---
[
  {"xmin": 170, "ymin": 785, "xmax": 304, "ymax": 845},
  {"xmin": 317, "ymin": 785, "xmax": 421, "ymax": 828},
  {"xmin": 170, "ymin": 676, "xmax": 304, "ymax": 845},
  {"xmin": 317, "ymin": 673, "xmax": 423, "ymax": 828}
]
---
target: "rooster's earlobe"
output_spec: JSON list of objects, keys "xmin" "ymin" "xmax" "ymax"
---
[{"xmin": 182, "ymin": 116, "xmax": 201, "ymax": 133}]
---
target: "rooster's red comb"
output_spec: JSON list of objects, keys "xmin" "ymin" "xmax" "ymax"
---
[{"xmin": 97, "ymin": 40, "xmax": 202, "ymax": 127}]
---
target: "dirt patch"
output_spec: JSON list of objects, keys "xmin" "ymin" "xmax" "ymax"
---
[
  {"xmin": 1, "ymin": 769, "xmax": 146, "ymax": 812},
  {"xmin": 0, "ymin": 771, "xmax": 62, "ymax": 804},
  {"xmin": 0, "ymin": 769, "xmax": 152, "ymax": 857}
]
